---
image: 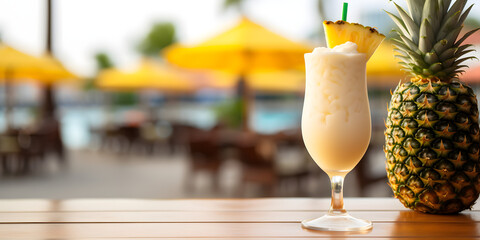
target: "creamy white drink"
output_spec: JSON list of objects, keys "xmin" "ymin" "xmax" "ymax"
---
[{"xmin": 302, "ymin": 42, "xmax": 371, "ymax": 175}]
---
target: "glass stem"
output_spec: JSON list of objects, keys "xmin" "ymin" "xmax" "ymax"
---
[{"xmin": 329, "ymin": 175, "xmax": 347, "ymax": 215}]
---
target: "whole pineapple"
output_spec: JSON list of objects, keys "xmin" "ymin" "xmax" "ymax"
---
[{"xmin": 385, "ymin": 0, "xmax": 480, "ymax": 214}]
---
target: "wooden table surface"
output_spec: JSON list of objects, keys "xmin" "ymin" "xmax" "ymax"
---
[{"xmin": 0, "ymin": 198, "xmax": 479, "ymax": 239}]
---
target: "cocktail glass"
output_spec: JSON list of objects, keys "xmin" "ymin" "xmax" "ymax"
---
[{"xmin": 301, "ymin": 43, "xmax": 373, "ymax": 231}]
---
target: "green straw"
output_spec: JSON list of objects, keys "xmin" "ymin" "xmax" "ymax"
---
[{"xmin": 342, "ymin": 2, "xmax": 348, "ymax": 21}]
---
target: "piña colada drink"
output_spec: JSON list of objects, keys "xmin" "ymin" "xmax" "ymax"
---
[
  {"xmin": 300, "ymin": 19, "xmax": 384, "ymax": 231},
  {"xmin": 302, "ymin": 42, "xmax": 370, "ymax": 175}
]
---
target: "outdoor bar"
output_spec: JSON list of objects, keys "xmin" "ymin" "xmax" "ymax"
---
[{"xmin": 0, "ymin": 0, "xmax": 479, "ymax": 238}]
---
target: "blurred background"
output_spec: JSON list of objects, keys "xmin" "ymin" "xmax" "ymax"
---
[{"xmin": 0, "ymin": 0, "xmax": 479, "ymax": 199}]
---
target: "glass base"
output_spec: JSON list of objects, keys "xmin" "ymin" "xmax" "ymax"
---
[{"xmin": 301, "ymin": 213, "xmax": 372, "ymax": 231}]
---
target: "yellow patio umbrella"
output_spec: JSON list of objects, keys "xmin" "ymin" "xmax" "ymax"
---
[
  {"xmin": 0, "ymin": 44, "xmax": 78, "ymax": 130},
  {"xmin": 367, "ymin": 41, "xmax": 407, "ymax": 87},
  {"xmin": 30, "ymin": 54, "xmax": 78, "ymax": 84},
  {"xmin": 96, "ymin": 60, "xmax": 195, "ymax": 93},
  {"xmin": 0, "ymin": 45, "xmax": 41, "ymax": 78},
  {"xmin": 0, "ymin": 44, "xmax": 77, "ymax": 82},
  {"xmin": 165, "ymin": 17, "xmax": 311, "ymax": 73},
  {"xmin": 207, "ymin": 70, "xmax": 305, "ymax": 93},
  {"xmin": 164, "ymin": 17, "xmax": 311, "ymax": 129}
]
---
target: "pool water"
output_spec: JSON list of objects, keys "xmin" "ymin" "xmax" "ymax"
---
[{"xmin": 0, "ymin": 101, "xmax": 302, "ymax": 149}]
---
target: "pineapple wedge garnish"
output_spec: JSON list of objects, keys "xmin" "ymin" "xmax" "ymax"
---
[{"xmin": 324, "ymin": 20, "xmax": 385, "ymax": 60}]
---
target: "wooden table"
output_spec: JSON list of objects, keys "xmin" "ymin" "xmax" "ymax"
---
[{"xmin": 0, "ymin": 198, "xmax": 478, "ymax": 239}]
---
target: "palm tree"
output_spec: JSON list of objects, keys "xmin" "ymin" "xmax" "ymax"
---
[
  {"xmin": 317, "ymin": 0, "xmax": 325, "ymax": 20},
  {"xmin": 137, "ymin": 22, "xmax": 176, "ymax": 57},
  {"xmin": 95, "ymin": 53, "xmax": 115, "ymax": 70},
  {"xmin": 83, "ymin": 52, "xmax": 115, "ymax": 91},
  {"xmin": 223, "ymin": 0, "xmax": 245, "ymax": 14},
  {"xmin": 315, "ymin": 0, "xmax": 326, "ymax": 43}
]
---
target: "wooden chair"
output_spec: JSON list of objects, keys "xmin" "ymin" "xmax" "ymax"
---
[
  {"xmin": 138, "ymin": 121, "xmax": 170, "ymax": 155},
  {"xmin": 272, "ymin": 130, "xmax": 313, "ymax": 196},
  {"xmin": 352, "ymin": 145, "xmax": 387, "ymax": 197},
  {"xmin": 111, "ymin": 125, "xmax": 141, "ymax": 154},
  {"xmin": 17, "ymin": 131, "xmax": 46, "ymax": 172},
  {"xmin": 0, "ymin": 131, "xmax": 22, "ymax": 174},
  {"xmin": 37, "ymin": 117, "xmax": 66, "ymax": 163},
  {"xmin": 168, "ymin": 123, "xmax": 197, "ymax": 155},
  {"xmin": 236, "ymin": 134, "xmax": 277, "ymax": 196},
  {"xmin": 185, "ymin": 127, "xmax": 223, "ymax": 191}
]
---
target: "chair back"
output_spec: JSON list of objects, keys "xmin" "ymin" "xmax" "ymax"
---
[{"xmin": 187, "ymin": 128, "xmax": 219, "ymax": 161}]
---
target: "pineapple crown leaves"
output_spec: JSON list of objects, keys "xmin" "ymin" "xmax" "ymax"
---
[{"xmin": 386, "ymin": 0, "xmax": 480, "ymax": 82}]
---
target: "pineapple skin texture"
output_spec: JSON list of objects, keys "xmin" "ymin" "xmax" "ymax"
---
[{"xmin": 385, "ymin": 79, "xmax": 480, "ymax": 214}]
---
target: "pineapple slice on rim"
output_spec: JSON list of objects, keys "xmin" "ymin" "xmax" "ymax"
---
[{"xmin": 323, "ymin": 20, "xmax": 385, "ymax": 60}]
